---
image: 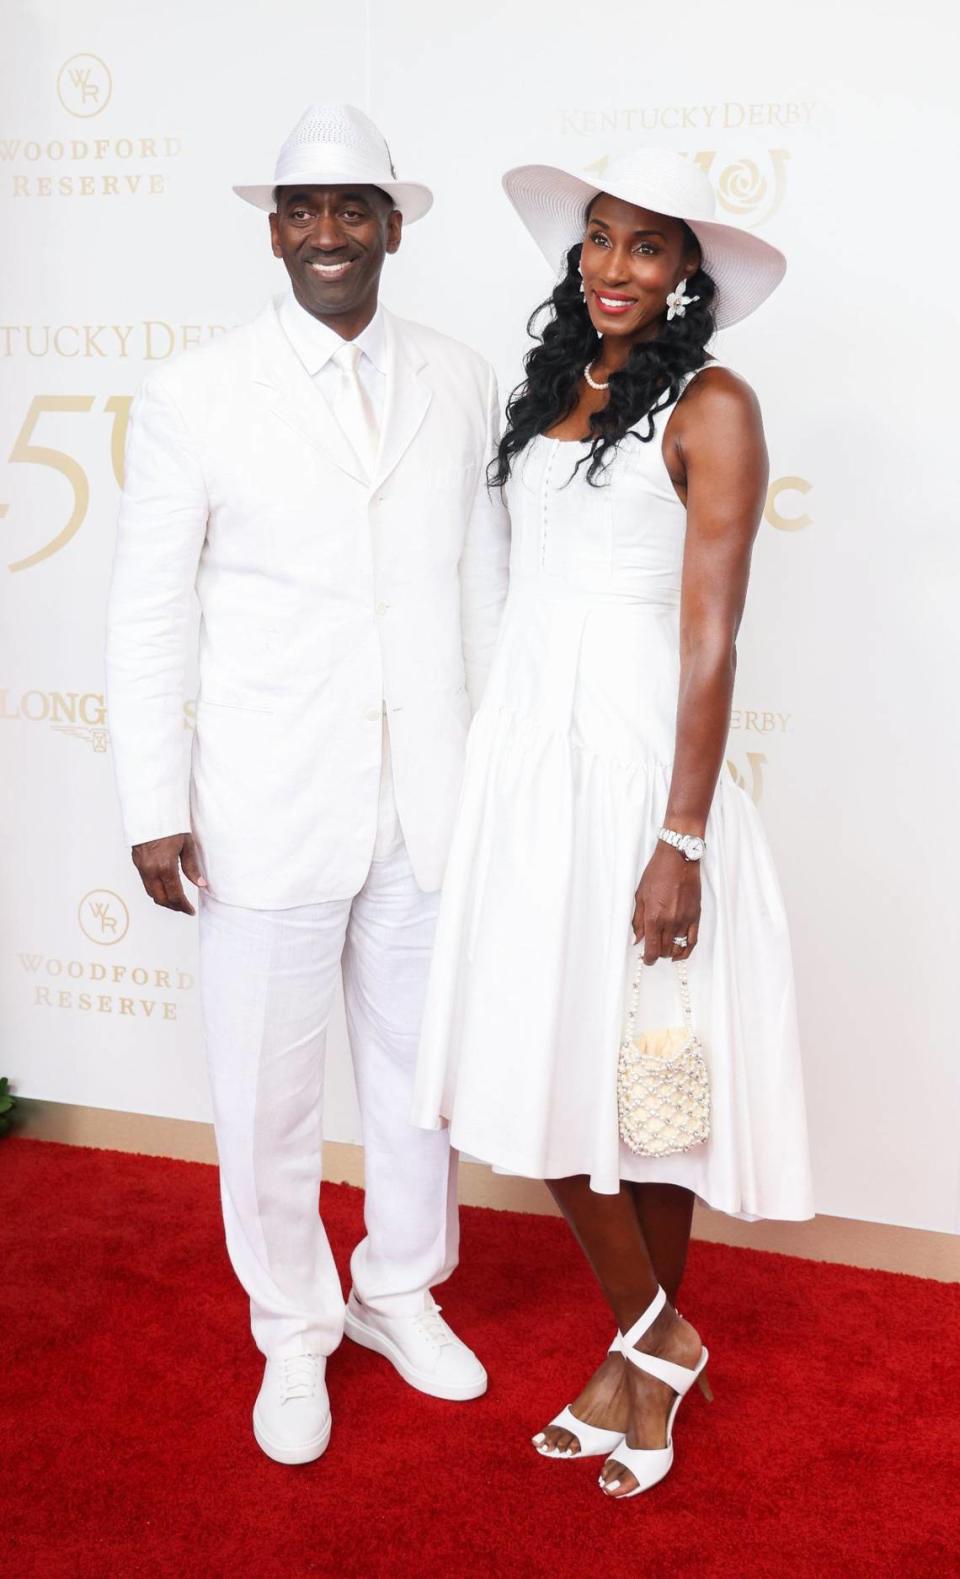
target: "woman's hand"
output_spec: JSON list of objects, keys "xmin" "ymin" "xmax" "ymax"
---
[{"xmin": 632, "ymin": 843, "xmax": 701, "ymax": 964}]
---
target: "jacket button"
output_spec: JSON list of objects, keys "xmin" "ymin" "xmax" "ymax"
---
[
  {"xmin": 375, "ymin": 601, "xmax": 388, "ymax": 615},
  {"xmin": 365, "ymin": 706, "xmax": 381, "ymax": 721}
]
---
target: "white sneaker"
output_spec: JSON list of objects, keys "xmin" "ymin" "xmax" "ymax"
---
[
  {"xmin": 252, "ymin": 1351, "xmax": 332, "ymax": 1465},
  {"xmin": 344, "ymin": 1290, "xmax": 487, "ymax": 1402}
]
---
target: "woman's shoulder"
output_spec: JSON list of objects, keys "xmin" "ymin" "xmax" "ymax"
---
[
  {"xmin": 658, "ymin": 363, "xmax": 764, "ymax": 473},
  {"xmin": 678, "ymin": 362, "xmax": 760, "ymax": 418},
  {"xmin": 666, "ymin": 363, "xmax": 762, "ymax": 450}
]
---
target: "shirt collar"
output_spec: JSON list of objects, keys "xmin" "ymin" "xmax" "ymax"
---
[{"xmin": 278, "ymin": 288, "xmax": 386, "ymax": 377}]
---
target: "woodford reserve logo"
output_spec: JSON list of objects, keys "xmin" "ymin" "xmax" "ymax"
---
[
  {"xmin": 18, "ymin": 890, "xmax": 195, "ymax": 1021},
  {"xmin": 56, "ymin": 54, "xmax": 112, "ymax": 118},
  {"xmin": 78, "ymin": 889, "xmax": 129, "ymax": 944},
  {"xmin": 1, "ymin": 56, "xmax": 182, "ymax": 197}
]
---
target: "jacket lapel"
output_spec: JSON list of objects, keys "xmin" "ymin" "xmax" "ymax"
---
[
  {"xmin": 250, "ymin": 300, "xmax": 367, "ymax": 485},
  {"xmin": 373, "ymin": 310, "xmax": 432, "ymax": 492}
]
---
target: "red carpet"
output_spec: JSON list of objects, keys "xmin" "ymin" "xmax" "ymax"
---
[{"xmin": 2, "ymin": 1137, "xmax": 958, "ymax": 1578}]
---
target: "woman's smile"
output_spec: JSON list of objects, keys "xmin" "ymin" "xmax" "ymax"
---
[{"xmin": 591, "ymin": 289, "xmax": 639, "ymax": 316}]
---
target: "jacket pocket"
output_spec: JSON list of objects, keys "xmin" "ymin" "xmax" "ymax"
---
[{"xmin": 197, "ymin": 696, "xmax": 275, "ymax": 716}]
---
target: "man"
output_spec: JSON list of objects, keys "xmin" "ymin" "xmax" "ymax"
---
[{"xmin": 105, "ymin": 103, "xmax": 509, "ymax": 1465}]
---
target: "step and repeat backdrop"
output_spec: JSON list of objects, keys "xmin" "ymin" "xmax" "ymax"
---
[{"xmin": 2, "ymin": 0, "xmax": 957, "ymax": 1232}]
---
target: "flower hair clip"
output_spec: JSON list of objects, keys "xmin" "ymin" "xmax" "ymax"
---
[{"xmin": 666, "ymin": 280, "xmax": 700, "ymax": 320}]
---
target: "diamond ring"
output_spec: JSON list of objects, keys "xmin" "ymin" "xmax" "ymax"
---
[{"xmin": 673, "ymin": 935, "xmax": 689, "ymax": 948}]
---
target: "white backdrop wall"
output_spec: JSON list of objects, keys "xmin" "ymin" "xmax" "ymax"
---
[{"xmin": 2, "ymin": 0, "xmax": 958, "ymax": 1232}]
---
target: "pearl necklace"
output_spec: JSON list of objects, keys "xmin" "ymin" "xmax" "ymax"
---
[{"xmin": 583, "ymin": 363, "xmax": 609, "ymax": 391}]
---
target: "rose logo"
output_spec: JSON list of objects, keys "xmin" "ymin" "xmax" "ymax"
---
[
  {"xmin": 716, "ymin": 159, "xmax": 767, "ymax": 216},
  {"xmin": 693, "ymin": 148, "xmax": 790, "ymax": 230}
]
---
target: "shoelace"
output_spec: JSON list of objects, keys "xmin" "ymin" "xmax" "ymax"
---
[
  {"xmin": 280, "ymin": 1354, "xmax": 319, "ymax": 1402},
  {"xmin": 412, "ymin": 1304, "xmax": 455, "ymax": 1351}
]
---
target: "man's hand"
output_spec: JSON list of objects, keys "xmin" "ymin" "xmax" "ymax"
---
[{"xmin": 131, "ymin": 833, "xmax": 206, "ymax": 916}]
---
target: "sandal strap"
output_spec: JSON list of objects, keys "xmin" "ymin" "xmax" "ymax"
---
[
  {"xmin": 620, "ymin": 1345, "xmax": 702, "ymax": 1396},
  {"xmin": 547, "ymin": 1405, "xmax": 626, "ymax": 1458},
  {"xmin": 604, "ymin": 1439, "xmax": 674, "ymax": 1495},
  {"xmin": 614, "ymin": 1286, "xmax": 667, "ymax": 1354}
]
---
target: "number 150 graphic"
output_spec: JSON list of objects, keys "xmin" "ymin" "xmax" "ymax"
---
[
  {"xmin": 3, "ymin": 397, "xmax": 810, "ymax": 573},
  {"xmin": 1, "ymin": 395, "xmax": 131, "ymax": 572}
]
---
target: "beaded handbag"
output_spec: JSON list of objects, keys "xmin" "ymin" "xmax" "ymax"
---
[{"xmin": 617, "ymin": 953, "xmax": 710, "ymax": 1158}]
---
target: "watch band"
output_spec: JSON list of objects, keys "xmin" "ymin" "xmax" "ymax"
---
[{"xmin": 658, "ymin": 827, "xmax": 706, "ymax": 862}]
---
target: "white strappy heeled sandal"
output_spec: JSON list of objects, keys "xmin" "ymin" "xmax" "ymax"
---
[
  {"xmin": 600, "ymin": 1285, "xmax": 711, "ymax": 1499},
  {"xmin": 532, "ymin": 1332, "xmax": 627, "ymax": 1460}
]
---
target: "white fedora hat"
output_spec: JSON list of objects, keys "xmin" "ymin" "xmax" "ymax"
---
[
  {"xmin": 503, "ymin": 148, "xmax": 785, "ymax": 328},
  {"xmin": 234, "ymin": 102, "xmax": 433, "ymax": 222}
]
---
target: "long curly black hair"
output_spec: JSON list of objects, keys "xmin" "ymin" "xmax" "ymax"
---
[{"xmin": 490, "ymin": 220, "xmax": 717, "ymax": 487}]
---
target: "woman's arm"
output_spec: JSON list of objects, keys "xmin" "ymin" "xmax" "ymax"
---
[{"xmin": 632, "ymin": 368, "xmax": 768, "ymax": 964}]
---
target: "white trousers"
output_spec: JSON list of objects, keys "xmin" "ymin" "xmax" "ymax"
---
[{"xmin": 197, "ymin": 834, "xmax": 458, "ymax": 1358}]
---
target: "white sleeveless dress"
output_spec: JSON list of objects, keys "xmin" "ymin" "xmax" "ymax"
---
[{"xmin": 412, "ymin": 371, "xmax": 814, "ymax": 1219}]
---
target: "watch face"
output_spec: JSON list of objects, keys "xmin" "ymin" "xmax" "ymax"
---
[{"xmin": 684, "ymin": 837, "xmax": 705, "ymax": 860}]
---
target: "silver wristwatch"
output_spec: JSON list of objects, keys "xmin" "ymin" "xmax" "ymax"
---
[{"xmin": 658, "ymin": 827, "xmax": 706, "ymax": 862}]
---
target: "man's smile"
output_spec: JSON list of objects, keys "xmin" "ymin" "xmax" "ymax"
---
[{"xmin": 307, "ymin": 258, "xmax": 357, "ymax": 279}]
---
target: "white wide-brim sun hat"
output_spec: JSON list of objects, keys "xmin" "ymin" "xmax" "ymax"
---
[
  {"xmin": 234, "ymin": 101, "xmax": 433, "ymax": 223},
  {"xmin": 503, "ymin": 148, "xmax": 785, "ymax": 328}
]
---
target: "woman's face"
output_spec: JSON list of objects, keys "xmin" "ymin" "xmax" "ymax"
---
[{"xmin": 579, "ymin": 194, "xmax": 699, "ymax": 342}]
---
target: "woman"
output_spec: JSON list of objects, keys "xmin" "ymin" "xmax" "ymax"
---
[{"xmin": 413, "ymin": 150, "xmax": 813, "ymax": 1499}]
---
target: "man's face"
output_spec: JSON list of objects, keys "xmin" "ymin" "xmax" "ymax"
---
[{"xmin": 269, "ymin": 184, "xmax": 402, "ymax": 325}]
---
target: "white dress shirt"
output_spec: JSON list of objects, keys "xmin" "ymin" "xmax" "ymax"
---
[
  {"xmin": 278, "ymin": 287, "xmax": 386, "ymax": 423},
  {"xmin": 278, "ymin": 288, "xmax": 400, "ymax": 863}
]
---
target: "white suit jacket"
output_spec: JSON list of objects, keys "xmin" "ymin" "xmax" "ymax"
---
[{"xmin": 105, "ymin": 298, "xmax": 510, "ymax": 907}]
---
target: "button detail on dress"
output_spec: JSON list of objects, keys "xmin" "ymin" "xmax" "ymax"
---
[
  {"xmin": 539, "ymin": 439, "xmax": 559, "ymax": 569},
  {"xmin": 365, "ymin": 706, "xmax": 381, "ymax": 721},
  {"xmin": 375, "ymin": 601, "xmax": 389, "ymax": 615}
]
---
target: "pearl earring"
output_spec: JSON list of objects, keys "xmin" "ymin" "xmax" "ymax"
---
[{"xmin": 666, "ymin": 279, "xmax": 700, "ymax": 320}]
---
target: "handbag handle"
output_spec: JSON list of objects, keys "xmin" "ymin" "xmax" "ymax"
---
[{"xmin": 623, "ymin": 949, "xmax": 695, "ymax": 1042}]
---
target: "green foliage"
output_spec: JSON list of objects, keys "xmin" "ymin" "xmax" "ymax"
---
[{"xmin": 0, "ymin": 1077, "xmax": 16, "ymax": 1136}]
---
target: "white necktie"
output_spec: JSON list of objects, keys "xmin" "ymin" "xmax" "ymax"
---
[{"xmin": 332, "ymin": 340, "xmax": 379, "ymax": 477}]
